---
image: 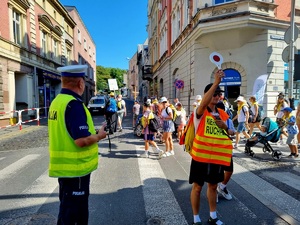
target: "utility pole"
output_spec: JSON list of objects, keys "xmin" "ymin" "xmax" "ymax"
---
[{"xmin": 288, "ymin": 0, "xmax": 296, "ymax": 103}]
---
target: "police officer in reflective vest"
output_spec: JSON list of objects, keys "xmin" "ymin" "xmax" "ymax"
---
[
  {"xmin": 48, "ymin": 65, "xmax": 107, "ymax": 225},
  {"xmin": 189, "ymin": 70, "xmax": 233, "ymax": 225}
]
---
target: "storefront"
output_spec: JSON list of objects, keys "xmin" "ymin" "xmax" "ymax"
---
[{"xmin": 37, "ymin": 69, "xmax": 61, "ymax": 116}]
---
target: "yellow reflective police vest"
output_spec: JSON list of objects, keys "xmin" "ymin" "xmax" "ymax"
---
[
  {"xmin": 191, "ymin": 109, "xmax": 232, "ymax": 166},
  {"xmin": 48, "ymin": 94, "xmax": 98, "ymax": 178}
]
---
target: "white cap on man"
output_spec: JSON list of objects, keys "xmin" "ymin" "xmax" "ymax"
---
[{"xmin": 57, "ymin": 65, "xmax": 88, "ymax": 77}]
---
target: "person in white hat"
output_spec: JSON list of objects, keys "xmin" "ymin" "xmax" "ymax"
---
[
  {"xmin": 159, "ymin": 97, "xmax": 175, "ymax": 157},
  {"xmin": 232, "ymin": 95, "xmax": 250, "ymax": 148},
  {"xmin": 192, "ymin": 95, "xmax": 202, "ymax": 108},
  {"xmin": 48, "ymin": 65, "xmax": 107, "ymax": 224}
]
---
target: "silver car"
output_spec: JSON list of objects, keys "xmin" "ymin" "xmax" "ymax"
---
[{"xmin": 87, "ymin": 95, "xmax": 107, "ymax": 115}]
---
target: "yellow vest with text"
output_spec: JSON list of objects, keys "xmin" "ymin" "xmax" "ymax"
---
[
  {"xmin": 191, "ymin": 109, "xmax": 232, "ymax": 166},
  {"xmin": 48, "ymin": 94, "xmax": 98, "ymax": 178}
]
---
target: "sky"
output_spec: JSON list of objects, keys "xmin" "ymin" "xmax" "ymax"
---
[{"xmin": 60, "ymin": 1, "xmax": 148, "ymax": 70}]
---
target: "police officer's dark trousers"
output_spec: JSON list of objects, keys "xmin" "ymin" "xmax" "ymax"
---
[{"xmin": 57, "ymin": 174, "xmax": 90, "ymax": 225}]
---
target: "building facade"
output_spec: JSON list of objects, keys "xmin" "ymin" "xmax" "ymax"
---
[
  {"xmin": 64, "ymin": 6, "xmax": 96, "ymax": 104},
  {"xmin": 147, "ymin": 0, "xmax": 300, "ymax": 116},
  {"xmin": 127, "ymin": 52, "xmax": 139, "ymax": 101},
  {"xmin": 0, "ymin": 0, "xmax": 96, "ymax": 126}
]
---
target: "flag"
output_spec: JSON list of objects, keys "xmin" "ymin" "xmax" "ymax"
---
[{"xmin": 252, "ymin": 74, "xmax": 268, "ymax": 105}]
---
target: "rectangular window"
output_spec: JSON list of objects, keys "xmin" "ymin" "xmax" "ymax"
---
[
  {"xmin": 84, "ymin": 39, "xmax": 87, "ymax": 50},
  {"xmin": 214, "ymin": 0, "xmax": 234, "ymax": 5},
  {"xmin": 53, "ymin": 40, "xmax": 58, "ymax": 60},
  {"xmin": 66, "ymin": 49, "xmax": 71, "ymax": 65},
  {"xmin": 78, "ymin": 54, "xmax": 82, "ymax": 64},
  {"xmin": 13, "ymin": 10, "xmax": 21, "ymax": 45},
  {"xmin": 41, "ymin": 32, "xmax": 47, "ymax": 57},
  {"xmin": 78, "ymin": 29, "xmax": 81, "ymax": 43}
]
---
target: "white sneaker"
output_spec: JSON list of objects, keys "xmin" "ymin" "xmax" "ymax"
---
[
  {"xmin": 154, "ymin": 148, "xmax": 161, "ymax": 153},
  {"xmin": 158, "ymin": 150, "xmax": 164, "ymax": 158},
  {"xmin": 217, "ymin": 185, "xmax": 232, "ymax": 200},
  {"xmin": 140, "ymin": 151, "xmax": 149, "ymax": 158},
  {"xmin": 170, "ymin": 150, "xmax": 175, "ymax": 155},
  {"xmin": 161, "ymin": 153, "xmax": 167, "ymax": 158},
  {"xmin": 277, "ymin": 139, "xmax": 284, "ymax": 145},
  {"xmin": 165, "ymin": 151, "xmax": 172, "ymax": 157}
]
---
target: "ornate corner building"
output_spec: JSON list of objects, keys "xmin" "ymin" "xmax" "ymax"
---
[
  {"xmin": 147, "ymin": 0, "xmax": 300, "ymax": 116},
  {"xmin": 0, "ymin": 0, "xmax": 96, "ymax": 126}
]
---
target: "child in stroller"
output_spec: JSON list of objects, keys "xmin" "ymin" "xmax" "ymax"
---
[
  {"xmin": 244, "ymin": 117, "xmax": 283, "ymax": 160},
  {"xmin": 247, "ymin": 125, "xmax": 267, "ymax": 142}
]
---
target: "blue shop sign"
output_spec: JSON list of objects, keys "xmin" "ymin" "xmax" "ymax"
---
[
  {"xmin": 284, "ymin": 63, "xmax": 288, "ymax": 81},
  {"xmin": 220, "ymin": 69, "xmax": 241, "ymax": 86}
]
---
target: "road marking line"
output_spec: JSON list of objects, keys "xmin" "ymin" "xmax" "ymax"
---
[
  {"xmin": 0, "ymin": 170, "xmax": 58, "ymax": 223},
  {"xmin": 0, "ymin": 154, "xmax": 40, "ymax": 180},
  {"xmin": 233, "ymin": 162, "xmax": 300, "ymax": 224},
  {"xmin": 263, "ymin": 171, "xmax": 300, "ymax": 191},
  {"xmin": 136, "ymin": 147, "xmax": 188, "ymax": 225}
]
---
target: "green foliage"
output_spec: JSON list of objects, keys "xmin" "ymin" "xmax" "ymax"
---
[{"xmin": 96, "ymin": 66, "xmax": 126, "ymax": 93}]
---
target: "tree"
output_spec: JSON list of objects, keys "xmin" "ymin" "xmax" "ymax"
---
[{"xmin": 96, "ymin": 66, "xmax": 126, "ymax": 93}]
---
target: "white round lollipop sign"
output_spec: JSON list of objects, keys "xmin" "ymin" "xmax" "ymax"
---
[{"xmin": 209, "ymin": 52, "xmax": 223, "ymax": 69}]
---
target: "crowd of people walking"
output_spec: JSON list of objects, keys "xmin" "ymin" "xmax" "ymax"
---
[{"xmin": 131, "ymin": 73, "xmax": 299, "ymax": 225}]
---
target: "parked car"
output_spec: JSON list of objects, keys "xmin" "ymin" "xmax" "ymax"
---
[{"xmin": 87, "ymin": 95, "xmax": 108, "ymax": 115}]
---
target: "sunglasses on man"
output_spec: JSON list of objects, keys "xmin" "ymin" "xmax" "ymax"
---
[{"xmin": 213, "ymin": 92, "xmax": 222, "ymax": 97}]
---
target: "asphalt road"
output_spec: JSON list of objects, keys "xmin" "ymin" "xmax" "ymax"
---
[{"xmin": 0, "ymin": 99, "xmax": 300, "ymax": 225}]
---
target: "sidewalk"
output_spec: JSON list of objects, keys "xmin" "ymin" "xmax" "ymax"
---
[{"xmin": 0, "ymin": 120, "xmax": 47, "ymax": 141}]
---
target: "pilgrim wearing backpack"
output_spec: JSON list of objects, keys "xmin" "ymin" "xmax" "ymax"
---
[
  {"xmin": 139, "ymin": 102, "xmax": 164, "ymax": 158},
  {"xmin": 274, "ymin": 93, "xmax": 289, "ymax": 144},
  {"xmin": 248, "ymin": 96, "xmax": 262, "ymax": 136},
  {"xmin": 160, "ymin": 97, "xmax": 175, "ymax": 157},
  {"xmin": 116, "ymin": 94, "xmax": 126, "ymax": 132},
  {"xmin": 232, "ymin": 96, "xmax": 250, "ymax": 149},
  {"xmin": 105, "ymin": 92, "xmax": 118, "ymax": 134},
  {"xmin": 175, "ymin": 102, "xmax": 186, "ymax": 141}
]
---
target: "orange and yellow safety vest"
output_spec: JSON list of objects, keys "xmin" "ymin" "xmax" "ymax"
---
[{"xmin": 191, "ymin": 109, "xmax": 232, "ymax": 166}]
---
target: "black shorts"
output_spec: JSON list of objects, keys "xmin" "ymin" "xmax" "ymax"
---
[
  {"xmin": 189, "ymin": 159, "xmax": 225, "ymax": 186},
  {"xmin": 223, "ymin": 157, "xmax": 233, "ymax": 172},
  {"xmin": 249, "ymin": 115, "xmax": 261, "ymax": 123}
]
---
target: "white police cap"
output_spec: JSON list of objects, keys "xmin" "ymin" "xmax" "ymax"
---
[{"xmin": 57, "ymin": 65, "xmax": 88, "ymax": 77}]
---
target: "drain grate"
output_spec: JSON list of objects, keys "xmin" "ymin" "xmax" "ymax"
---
[{"xmin": 147, "ymin": 217, "xmax": 164, "ymax": 225}]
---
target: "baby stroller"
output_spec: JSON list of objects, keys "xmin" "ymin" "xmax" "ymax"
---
[{"xmin": 244, "ymin": 117, "xmax": 283, "ymax": 160}]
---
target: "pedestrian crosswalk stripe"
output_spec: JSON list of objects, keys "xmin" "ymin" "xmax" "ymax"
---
[
  {"xmin": 262, "ymin": 171, "xmax": 300, "ymax": 192},
  {"xmin": 136, "ymin": 147, "xmax": 188, "ymax": 225},
  {"xmin": 233, "ymin": 162, "xmax": 300, "ymax": 224},
  {"xmin": 0, "ymin": 154, "xmax": 40, "ymax": 180},
  {"xmin": 0, "ymin": 170, "xmax": 58, "ymax": 222}
]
